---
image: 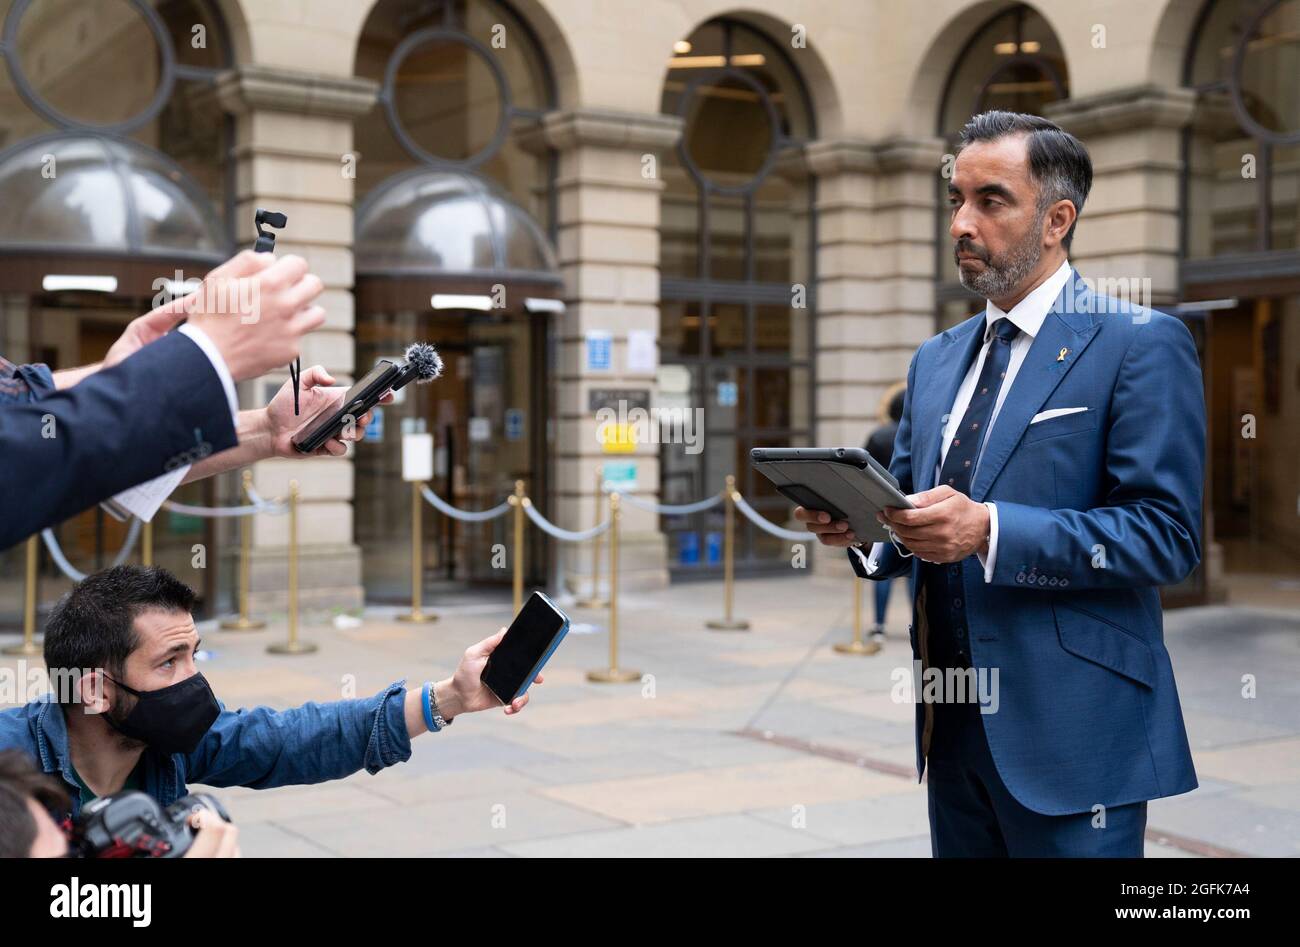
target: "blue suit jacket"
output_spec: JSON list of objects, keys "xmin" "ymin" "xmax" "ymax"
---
[
  {"xmin": 852, "ymin": 269, "xmax": 1202, "ymax": 815},
  {"xmin": 0, "ymin": 332, "xmax": 237, "ymax": 550}
]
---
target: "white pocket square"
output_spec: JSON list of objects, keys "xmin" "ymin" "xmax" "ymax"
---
[{"xmin": 1030, "ymin": 407, "xmax": 1088, "ymax": 424}]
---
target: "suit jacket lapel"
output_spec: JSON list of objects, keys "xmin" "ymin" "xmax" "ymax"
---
[{"xmin": 968, "ymin": 269, "xmax": 1103, "ymax": 501}]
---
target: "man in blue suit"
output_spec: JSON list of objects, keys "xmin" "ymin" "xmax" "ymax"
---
[{"xmin": 797, "ymin": 111, "xmax": 1203, "ymax": 857}]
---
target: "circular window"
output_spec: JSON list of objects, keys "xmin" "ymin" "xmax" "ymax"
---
[
  {"xmin": 678, "ymin": 68, "xmax": 780, "ymax": 193},
  {"xmin": 3, "ymin": 0, "xmax": 174, "ymax": 133},
  {"xmin": 383, "ymin": 28, "xmax": 509, "ymax": 168},
  {"xmin": 1231, "ymin": 0, "xmax": 1300, "ymax": 143}
]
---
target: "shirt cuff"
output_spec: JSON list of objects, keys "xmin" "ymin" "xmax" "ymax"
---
[
  {"xmin": 864, "ymin": 541, "xmax": 885, "ymax": 575},
  {"xmin": 976, "ymin": 501, "xmax": 998, "ymax": 583},
  {"xmin": 178, "ymin": 323, "xmax": 239, "ymax": 425}
]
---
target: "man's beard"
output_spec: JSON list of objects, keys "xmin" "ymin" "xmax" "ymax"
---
[
  {"xmin": 955, "ymin": 212, "xmax": 1045, "ymax": 301},
  {"xmin": 102, "ymin": 695, "xmax": 147, "ymax": 750}
]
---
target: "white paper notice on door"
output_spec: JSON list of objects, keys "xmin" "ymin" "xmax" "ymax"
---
[{"xmin": 627, "ymin": 329, "xmax": 656, "ymax": 374}]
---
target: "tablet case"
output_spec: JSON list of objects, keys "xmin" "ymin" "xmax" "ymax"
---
[{"xmin": 750, "ymin": 448, "xmax": 912, "ymax": 545}]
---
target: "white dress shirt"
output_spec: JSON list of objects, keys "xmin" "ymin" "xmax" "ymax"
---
[{"xmin": 858, "ymin": 258, "xmax": 1073, "ymax": 582}]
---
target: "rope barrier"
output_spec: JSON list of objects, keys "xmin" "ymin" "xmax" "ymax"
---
[
  {"xmin": 419, "ymin": 484, "xmax": 511, "ymax": 522},
  {"xmin": 731, "ymin": 491, "xmax": 809, "ymax": 542},
  {"xmin": 522, "ymin": 501, "xmax": 611, "ymax": 543},
  {"xmin": 244, "ymin": 483, "xmax": 289, "ymax": 514},
  {"xmin": 617, "ymin": 491, "xmax": 724, "ymax": 516},
  {"xmin": 41, "ymin": 518, "xmax": 142, "ymax": 582},
  {"xmin": 161, "ymin": 498, "xmax": 285, "ymax": 518}
]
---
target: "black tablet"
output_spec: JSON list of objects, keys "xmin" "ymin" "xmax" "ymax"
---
[{"xmin": 750, "ymin": 447, "xmax": 915, "ymax": 545}]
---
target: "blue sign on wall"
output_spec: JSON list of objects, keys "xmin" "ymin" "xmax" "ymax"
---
[
  {"xmin": 586, "ymin": 332, "xmax": 612, "ymax": 371},
  {"xmin": 505, "ymin": 408, "xmax": 524, "ymax": 441}
]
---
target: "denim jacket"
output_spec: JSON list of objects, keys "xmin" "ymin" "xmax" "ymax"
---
[
  {"xmin": 0, "ymin": 680, "xmax": 414, "ymax": 820},
  {"xmin": 0, "ymin": 356, "xmax": 56, "ymax": 404}
]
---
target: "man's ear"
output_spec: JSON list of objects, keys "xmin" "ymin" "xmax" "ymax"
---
[
  {"xmin": 76, "ymin": 671, "xmax": 110, "ymax": 715},
  {"xmin": 1044, "ymin": 199, "xmax": 1077, "ymax": 249}
]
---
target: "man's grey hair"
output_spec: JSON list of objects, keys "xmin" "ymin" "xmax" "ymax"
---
[{"xmin": 958, "ymin": 110, "xmax": 1093, "ymax": 251}]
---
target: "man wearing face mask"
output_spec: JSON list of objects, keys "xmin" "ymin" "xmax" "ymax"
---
[{"xmin": 0, "ymin": 565, "xmax": 541, "ymax": 822}]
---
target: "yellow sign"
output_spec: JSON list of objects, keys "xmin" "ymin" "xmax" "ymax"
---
[{"xmin": 601, "ymin": 423, "xmax": 637, "ymax": 454}]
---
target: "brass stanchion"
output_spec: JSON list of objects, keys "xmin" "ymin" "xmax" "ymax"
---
[
  {"xmin": 4, "ymin": 537, "xmax": 42, "ymax": 656},
  {"xmin": 706, "ymin": 474, "xmax": 750, "ymax": 631},
  {"xmin": 268, "ymin": 480, "xmax": 316, "ymax": 655},
  {"xmin": 834, "ymin": 577, "xmax": 881, "ymax": 656},
  {"xmin": 575, "ymin": 465, "xmax": 607, "ymax": 609},
  {"xmin": 221, "ymin": 470, "xmax": 266, "ymax": 630},
  {"xmin": 397, "ymin": 480, "xmax": 437, "ymax": 623},
  {"xmin": 141, "ymin": 518, "xmax": 153, "ymax": 567},
  {"xmin": 588, "ymin": 493, "xmax": 639, "ymax": 683},
  {"xmin": 508, "ymin": 479, "xmax": 526, "ymax": 614}
]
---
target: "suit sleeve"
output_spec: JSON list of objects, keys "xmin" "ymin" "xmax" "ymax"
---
[
  {"xmin": 0, "ymin": 332, "xmax": 238, "ymax": 550},
  {"xmin": 989, "ymin": 313, "xmax": 1205, "ymax": 589},
  {"xmin": 848, "ymin": 347, "xmax": 919, "ymax": 581}
]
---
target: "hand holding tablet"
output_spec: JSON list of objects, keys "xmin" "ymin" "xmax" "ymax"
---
[{"xmin": 751, "ymin": 447, "xmax": 916, "ymax": 549}]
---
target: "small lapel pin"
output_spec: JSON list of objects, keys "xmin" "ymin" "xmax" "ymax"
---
[{"xmin": 1057, "ymin": 347, "xmax": 1069, "ymax": 362}]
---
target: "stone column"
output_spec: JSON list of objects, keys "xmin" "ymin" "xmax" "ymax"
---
[
  {"xmin": 214, "ymin": 64, "xmax": 378, "ymax": 615},
  {"xmin": 805, "ymin": 136, "xmax": 946, "ymax": 576},
  {"xmin": 1046, "ymin": 85, "xmax": 1197, "ymax": 304},
  {"xmin": 539, "ymin": 109, "xmax": 683, "ymax": 592}
]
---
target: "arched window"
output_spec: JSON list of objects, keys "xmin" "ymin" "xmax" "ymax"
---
[
  {"xmin": 0, "ymin": 0, "xmax": 234, "ymax": 614},
  {"xmin": 935, "ymin": 4, "xmax": 1069, "ymax": 329},
  {"xmin": 658, "ymin": 18, "xmax": 815, "ymax": 575},
  {"xmin": 1184, "ymin": 0, "xmax": 1299, "ymax": 259},
  {"xmin": 0, "ymin": 0, "xmax": 234, "ymax": 235},
  {"xmin": 352, "ymin": 0, "xmax": 554, "ymax": 218},
  {"xmin": 351, "ymin": 0, "xmax": 560, "ymax": 595}
]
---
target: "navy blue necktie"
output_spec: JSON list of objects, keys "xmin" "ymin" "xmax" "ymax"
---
[{"xmin": 938, "ymin": 316, "xmax": 1021, "ymax": 496}]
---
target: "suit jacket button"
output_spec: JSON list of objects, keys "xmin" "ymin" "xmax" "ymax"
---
[
  {"xmin": 1038, "ymin": 575, "xmax": 1048, "ymax": 585},
  {"xmin": 1015, "ymin": 571, "xmax": 1025, "ymax": 583},
  {"xmin": 1060, "ymin": 578, "xmax": 1069, "ymax": 587},
  {"xmin": 1048, "ymin": 577, "xmax": 1059, "ymax": 586}
]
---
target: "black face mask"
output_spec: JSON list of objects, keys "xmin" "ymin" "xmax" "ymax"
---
[{"xmin": 104, "ymin": 673, "xmax": 220, "ymax": 755}]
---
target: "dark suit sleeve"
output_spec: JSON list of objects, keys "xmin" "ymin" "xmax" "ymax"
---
[
  {"xmin": 848, "ymin": 350, "xmax": 919, "ymax": 581},
  {"xmin": 0, "ymin": 332, "xmax": 238, "ymax": 550},
  {"xmin": 990, "ymin": 313, "xmax": 1205, "ymax": 588}
]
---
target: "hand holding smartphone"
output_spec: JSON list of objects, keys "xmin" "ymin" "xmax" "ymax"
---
[{"xmin": 481, "ymin": 592, "xmax": 571, "ymax": 705}]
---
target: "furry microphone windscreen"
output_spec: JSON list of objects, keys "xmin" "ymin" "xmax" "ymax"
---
[{"xmin": 404, "ymin": 342, "xmax": 444, "ymax": 382}]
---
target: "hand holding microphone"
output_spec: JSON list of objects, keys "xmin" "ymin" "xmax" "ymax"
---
[
  {"xmin": 290, "ymin": 342, "xmax": 443, "ymax": 454},
  {"xmin": 265, "ymin": 365, "xmax": 394, "ymax": 457}
]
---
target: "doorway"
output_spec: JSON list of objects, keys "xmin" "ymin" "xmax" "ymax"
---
[
  {"xmin": 1204, "ymin": 295, "xmax": 1300, "ymax": 607},
  {"xmin": 353, "ymin": 305, "xmax": 549, "ymax": 601}
]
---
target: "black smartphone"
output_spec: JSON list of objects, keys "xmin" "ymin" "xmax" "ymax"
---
[
  {"xmin": 480, "ymin": 591, "xmax": 571, "ymax": 705},
  {"xmin": 291, "ymin": 359, "xmax": 402, "ymax": 454}
]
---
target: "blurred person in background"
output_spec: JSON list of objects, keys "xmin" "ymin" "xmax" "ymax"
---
[{"xmin": 863, "ymin": 385, "xmax": 914, "ymax": 644}]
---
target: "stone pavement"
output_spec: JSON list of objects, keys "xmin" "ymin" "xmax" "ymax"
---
[{"xmin": 4, "ymin": 574, "xmax": 1297, "ymax": 856}]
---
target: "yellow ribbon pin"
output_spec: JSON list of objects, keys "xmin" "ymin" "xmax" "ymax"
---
[{"xmin": 1057, "ymin": 347, "xmax": 1069, "ymax": 362}]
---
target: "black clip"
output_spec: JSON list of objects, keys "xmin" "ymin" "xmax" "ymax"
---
[
  {"xmin": 252, "ymin": 209, "xmax": 299, "ymax": 414},
  {"xmin": 253, "ymin": 208, "xmax": 287, "ymax": 253}
]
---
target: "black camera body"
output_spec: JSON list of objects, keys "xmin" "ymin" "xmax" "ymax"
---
[{"xmin": 71, "ymin": 790, "xmax": 231, "ymax": 858}]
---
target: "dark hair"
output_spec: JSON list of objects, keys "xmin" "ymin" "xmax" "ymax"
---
[
  {"xmin": 43, "ymin": 565, "xmax": 197, "ymax": 696},
  {"xmin": 957, "ymin": 110, "xmax": 1092, "ymax": 251},
  {"xmin": 888, "ymin": 388, "xmax": 905, "ymax": 423},
  {"xmin": 0, "ymin": 750, "xmax": 70, "ymax": 857}
]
